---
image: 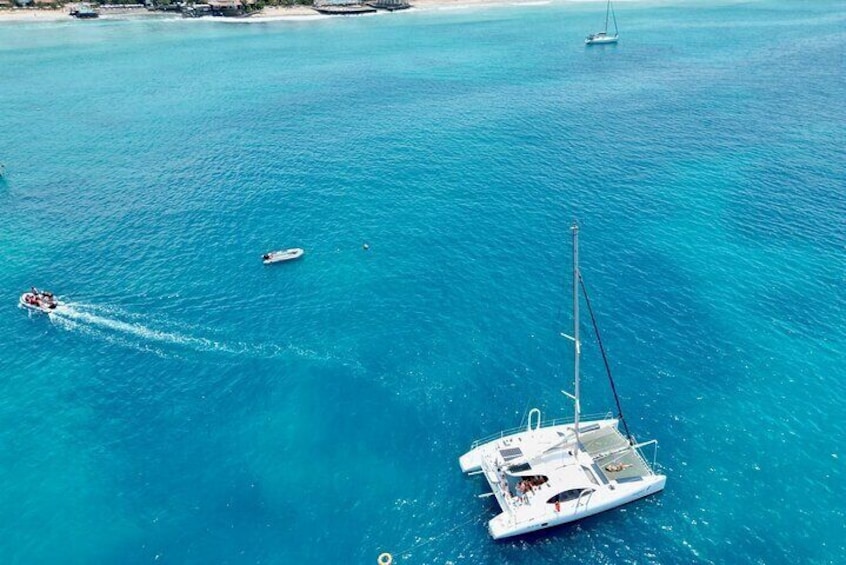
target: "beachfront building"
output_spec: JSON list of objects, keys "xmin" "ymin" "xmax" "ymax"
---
[{"xmin": 208, "ymin": 0, "xmax": 254, "ymax": 16}]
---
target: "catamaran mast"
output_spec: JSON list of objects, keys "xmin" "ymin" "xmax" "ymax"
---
[{"xmin": 572, "ymin": 223, "xmax": 581, "ymax": 456}]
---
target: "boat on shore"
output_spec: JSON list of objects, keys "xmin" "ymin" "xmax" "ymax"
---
[
  {"xmin": 312, "ymin": 2, "xmax": 377, "ymax": 15},
  {"xmin": 459, "ymin": 224, "xmax": 665, "ymax": 539},
  {"xmin": 262, "ymin": 248, "xmax": 304, "ymax": 264},
  {"xmin": 19, "ymin": 288, "xmax": 62, "ymax": 313},
  {"xmin": 366, "ymin": 0, "xmax": 411, "ymax": 11},
  {"xmin": 585, "ymin": 0, "xmax": 619, "ymax": 45},
  {"xmin": 70, "ymin": 3, "xmax": 100, "ymax": 18}
]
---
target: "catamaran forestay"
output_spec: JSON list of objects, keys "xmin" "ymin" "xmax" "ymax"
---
[{"xmin": 458, "ymin": 224, "xmax": 665, "ymax": 539}]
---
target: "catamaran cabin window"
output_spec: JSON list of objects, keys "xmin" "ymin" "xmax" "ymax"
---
[
  {"xmin": 547, "ymin": 489, "xmax": 585, "ymax": 504},
  {"xmin": 508, "ymin": 463, "xmax": 532, "ymax": 473}
]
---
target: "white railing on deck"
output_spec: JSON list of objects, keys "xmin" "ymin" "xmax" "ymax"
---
[
  {"xmin": 469, "ymin": 412, "xmax": 614, "ymax": 450},
  {"xmin": 629, "ymin": 439, "xmax": 660, "ymax": 474}
]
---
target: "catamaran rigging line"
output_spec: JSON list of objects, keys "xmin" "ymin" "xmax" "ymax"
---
[{"xmin": 578, "ymin": 273, "xmax": 633, "ymax": 445}]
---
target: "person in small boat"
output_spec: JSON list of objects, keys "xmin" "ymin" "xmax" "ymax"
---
[{"xmin": 262, "ymin": 253, "xmax": 270, "ymax": 260}]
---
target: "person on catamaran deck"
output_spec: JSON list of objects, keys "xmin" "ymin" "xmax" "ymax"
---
[{"xmin": 604, "ymin": 463, "xmax": 632, "ymax": 472}]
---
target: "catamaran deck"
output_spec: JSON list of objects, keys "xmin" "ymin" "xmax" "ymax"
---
[{"xmin": 580, "ymin": 424, "xmax": 653, "ymax": 482}]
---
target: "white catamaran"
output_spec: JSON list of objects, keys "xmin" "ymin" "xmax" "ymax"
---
[
  {"xmin": 585, "ymin": 0, "xmax": 619, "ymax": 45},
  {"xmin": 459, "ymin": 224, "xmax": 665, "ymax": 539}
]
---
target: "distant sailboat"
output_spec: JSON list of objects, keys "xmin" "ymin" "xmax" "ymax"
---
[{"xmin": 585, "ymin": 0, "xmax": 619, "ymax": 45}]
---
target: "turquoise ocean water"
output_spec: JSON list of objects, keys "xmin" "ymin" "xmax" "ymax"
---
[{"xmin": 1, "ymin": 0, "xmax": 844, "ymax": 562}]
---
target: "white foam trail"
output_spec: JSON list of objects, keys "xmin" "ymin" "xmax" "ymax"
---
[
  {"xmin": 47, "ymin": 301, "xmax": 360, "ymax": 366},
  {"xmin": 50, "ymin": 303, "xmax": 239, "ymax": 355},
  {"xmin": 50, "ymin": 313, "xmax": 172, "ymax": 358}
]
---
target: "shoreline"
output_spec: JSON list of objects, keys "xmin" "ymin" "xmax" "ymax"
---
[{"xmin": 0, "ymin": 0, "xmax": 565, "ymax": 23}]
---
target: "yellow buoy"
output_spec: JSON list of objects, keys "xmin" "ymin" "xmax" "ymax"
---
[{"xmin": 377, "ymin": 552, "xmax": 392, "ymax": 565}]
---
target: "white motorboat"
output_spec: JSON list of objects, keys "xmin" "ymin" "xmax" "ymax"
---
[
  {"xmin": 459, "ymin": 225, "xmax": 665, "ymax": 539},
  {"xmin": 585, "ymin": 0, "xmax": 619, "ymax": 45},
  {"xmin": 19, "ymin": 289, "xmax": 61, "ymax": 313},
  {"xmin": 262, "ymin": 248, "xmax": 304, "ymax": 265}
]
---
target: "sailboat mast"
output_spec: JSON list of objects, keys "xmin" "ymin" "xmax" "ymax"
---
[
  {"xmin": 604, "ymin": 0, "xmax": 610, "ymax": 33},
  {"xmin": 610, "ymin": 0, "xmax": 618, "ymax": 35},
  {"xmin": 572, "ymin": 224, "xmax": 581, "ymax": 456}
]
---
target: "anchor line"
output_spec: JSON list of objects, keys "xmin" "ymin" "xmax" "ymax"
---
[{"xmin": 391, "ymin": 511, "xmax": 485, "ymax": 559}]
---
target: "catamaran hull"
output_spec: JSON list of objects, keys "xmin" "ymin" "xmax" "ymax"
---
[
  {"xmin": 461, "ymin": 416, "xmax": 666, "ymax": 540},
  {"xmin": 488, "ymin": 475, "xmax": 666, "ymax": 539},
  {"xmin": 459, "ymin": 417, "xmax": 616, "ymax": 474},
  {"xmin": 459, "ymin": 446, "xmax": 484, "ymax": 473}
]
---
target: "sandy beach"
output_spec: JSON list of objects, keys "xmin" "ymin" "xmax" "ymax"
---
[
  {"xmin": 253, "ymin": 0, "xmax": 554, "ymax": 20},
  {"xmin": 0, "ymin": 0, "xmax": 557, "ymax": 23},
  {"xmin": 0, "ymin": 7, "xmax": 70, "ymax": 20},
  {"xmin": 0, "ymin": 5, "xmax": 160, "ymax": 21},
  {"xmin": 257, "ymin": 0, "xmax": 554, "ymax": 18}
]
